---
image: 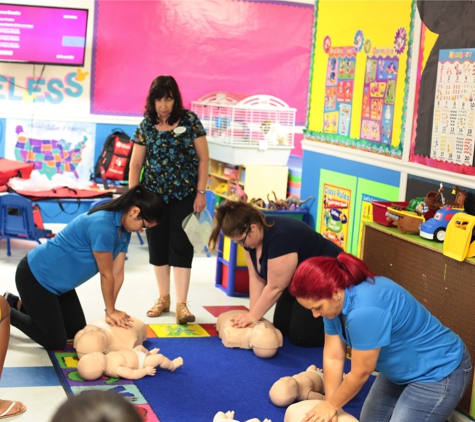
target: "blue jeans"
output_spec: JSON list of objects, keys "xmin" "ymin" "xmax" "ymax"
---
[{"xmin": 360, "ymin": 347, "xmax": 472, "ymax": 422}]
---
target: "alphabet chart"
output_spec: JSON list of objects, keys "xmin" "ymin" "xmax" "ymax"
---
[{"xmin": 431, "ymin": 48, "xmax": 475, "ymax": 166}]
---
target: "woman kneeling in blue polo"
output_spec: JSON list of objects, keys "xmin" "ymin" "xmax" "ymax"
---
[
  {"xmin": 289, "ymin": 252, "xmax": 472, "ymax": 422},
  {"xmin": 7, "ymin": 185, "xmax": 164, "ymax": 350}
]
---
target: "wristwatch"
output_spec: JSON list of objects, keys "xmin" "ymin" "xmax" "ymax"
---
[{"xmin": 197, "ymin": 190, "xmax": 206, "ymax": 195}]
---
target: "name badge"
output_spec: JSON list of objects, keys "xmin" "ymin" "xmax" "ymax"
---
[{"xmin": 174, "ymin": 126, "xmax": 186, "ymax": 134}]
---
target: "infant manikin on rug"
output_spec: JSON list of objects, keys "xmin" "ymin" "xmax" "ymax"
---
[{"xmin": 48, "ymin": 322, "xmax": 374, "ymax": 422}]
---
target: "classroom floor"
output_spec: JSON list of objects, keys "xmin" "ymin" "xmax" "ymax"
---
[{"xmin": 0, "ymin": 228, "xmax": 263, "ymax": 422}]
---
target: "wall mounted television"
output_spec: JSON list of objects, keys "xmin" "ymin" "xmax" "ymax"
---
[{"xmin": 0, "ymin": 3, "xmax": 88, "ymax": 67}]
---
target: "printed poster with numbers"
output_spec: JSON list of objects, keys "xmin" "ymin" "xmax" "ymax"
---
[{"xmin": 431, "ymin": 48, "xmax": 475, "ymax": 166}]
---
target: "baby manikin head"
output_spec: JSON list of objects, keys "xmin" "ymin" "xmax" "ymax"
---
[
  {"xmin": 74, "ymin": 328, "xmax": 108, "ymax": 359},
  {"xmin": 249, "ymin": 324, "xmax": 282, "ymax": 358},
  {"xmin": 77, "ymin": 352, "xmax": 107, "ymax": 381},
  {"xmin": 269, "ymin": 376, "xmax": 299, "ymax": 407}
]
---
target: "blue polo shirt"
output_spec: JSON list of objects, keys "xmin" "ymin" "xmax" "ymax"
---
[
  {"xmin": 324, "ymin": 276, "xmax": 464, "ymax": 384},
  {"xmin": 28, "ymin": 210, "xmax": 130, "ymax": 295}
]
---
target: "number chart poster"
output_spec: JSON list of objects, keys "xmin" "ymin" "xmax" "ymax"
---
[
  {"xmin": 430, "ymin": 48, "xmax": 475, "ymax": 166},
  {"xmin": 305, "ymin": 0, "xmax": 416, "ymax": 158}
]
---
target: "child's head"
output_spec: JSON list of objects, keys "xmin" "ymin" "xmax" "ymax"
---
[
  {"xmin": 51, "ymin": 390, "xmax": 143, "ymax": 422},
  {"xmin": 77, "ymin": 352, "xmax": 107, "ymax": 381}
]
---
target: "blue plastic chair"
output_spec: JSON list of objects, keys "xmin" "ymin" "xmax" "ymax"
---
[
  {"xmin": 89, "ymin": 197, "xmax": 144, "ymax": 245},
  {"xmin": 0, "ymin": 193, "xmax": 53, "ymax": 256}
]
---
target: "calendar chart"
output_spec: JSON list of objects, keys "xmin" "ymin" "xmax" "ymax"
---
[{"xmin": 431, "ymin": 48, "xmax": 475, "ymax": 166}]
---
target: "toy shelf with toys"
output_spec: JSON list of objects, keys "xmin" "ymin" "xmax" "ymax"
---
[
  {"xmin": 192, "ymin": 92, "xmax": 296, "ymax": 166},
  {"xmin": 207, "ymin": 159, "xmax": 288, "ymax": 207}
]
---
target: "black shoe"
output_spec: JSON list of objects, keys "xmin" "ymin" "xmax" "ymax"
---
[{"xmin": 3, "ymin": 291, "xmax": 20, "ymax": 311}]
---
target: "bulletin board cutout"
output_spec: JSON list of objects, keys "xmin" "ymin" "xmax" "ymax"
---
[
  {"xmin": 361, "ymin": 52, "xmax": 399, "ymax": 145},
  {"xmin": 352, "ymin": 178, "xmax": 399, "ymax": 257},
  {"xmin": 410, "ymin": 0, "xmax": 475, "ymax": 175},
  {"xmin": 305, "ymin": 0, "xmax": 416, "ymax": 158},
  {"xmin": 317, "ymin": 170, "xmax": 357, "ymax": 253},
  {"xmin": 323, "ymin": 47, "xmax": 356, "ymax": 136}
]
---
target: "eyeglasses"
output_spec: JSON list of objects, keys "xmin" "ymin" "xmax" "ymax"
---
[
  {"xmin": 234, "ymin": 226, "xmax": 251, "ymax": 246},
  {"xmin": 142, "ymin": 219, "xmax": 149, "ymax": 230}
]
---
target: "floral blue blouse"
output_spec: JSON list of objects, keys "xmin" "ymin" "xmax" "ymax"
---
[{"xmin": 132, "ymin": 110, "xmax": 206, "ymax": 203}]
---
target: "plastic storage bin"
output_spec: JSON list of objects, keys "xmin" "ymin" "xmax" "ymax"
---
[
  {"xmin": 372, "ymin": 201, "xmax": 409, "ymax": 227},
  {"xmin": 191, "ymin": 92, "xmax": 296, "ymax": 166}
]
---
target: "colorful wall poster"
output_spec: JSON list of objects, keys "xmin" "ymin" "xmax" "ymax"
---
[
  {"xmin": 323, "ymin": 46, "xmax": 356, "ymax": 136},
  {"xmin": 305, "ymin": 1, "xmax": 415, "ymax": 158},
  {"xmin": 430, "ymin": 48, "xmax": 475, "ymax": 166},
  {"xmin": 5, "ymin": 119, "xmax": 95, "ymax": 184},
  {"xmin": 317, "ymin": 170, "xmax": 357, "ymax": 252},
  {"xmin": 361, "ymin": 50, "xmax": 399, "ymax": 145}
]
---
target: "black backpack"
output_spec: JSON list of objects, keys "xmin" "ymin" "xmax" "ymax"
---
[{"xmin": 93, "ymin": 129, "xmax": 133, "ymax": 181}]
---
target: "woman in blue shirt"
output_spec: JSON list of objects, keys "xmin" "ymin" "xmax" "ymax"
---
[
  {"xmin": 7, "ymin": 185, "xmax": 164, "ymax": 350},
  {"xmin": 289, "ymin": 252, "xmax": 472, "ymax": 422}
]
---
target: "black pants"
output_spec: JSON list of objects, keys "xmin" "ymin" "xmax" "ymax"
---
[
  {"xmin": 147, "ymin": 196, "xmax": 194, "ymax": 268},
  {"xmin": 11, "ymin": 256, "xmax": 86, "ymax": 350},
  {"xmin": 273, "ymin": 288, "xmax": 325, "ymax": 347}
]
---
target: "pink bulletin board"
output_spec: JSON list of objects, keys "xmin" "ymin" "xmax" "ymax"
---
[
  {"xmin": 410, "ymin": 22, "xmax": 475, "ymax": 176},
  {"xmin": 91, "ymin": 0, "xmax": 314, "ymax": 126}
]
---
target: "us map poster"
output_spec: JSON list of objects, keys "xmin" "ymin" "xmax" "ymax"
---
[
  {"xmin": 5, "ymin": 119, "xmax": 95, "ymax": 184},
  {"xmin": 431, "ymin": 48, "xmax": 475, "ymax": 166},
  {"xmin": 320, "ymin": 184, "xmax": 351, "ymax": 251}
]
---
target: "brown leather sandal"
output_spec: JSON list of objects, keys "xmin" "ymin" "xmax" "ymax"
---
[
  {"xmin": 176, "ymin": 302, "xmax": 195, "ymax": 324},
  {"xmin": 146, "ymin": 294, "xmax": 170, "ymax": 318}
]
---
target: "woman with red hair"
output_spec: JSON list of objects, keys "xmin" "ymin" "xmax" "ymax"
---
[{"xmin": 289, "ymin": 252, "xmax": 471, "ymax": 422}]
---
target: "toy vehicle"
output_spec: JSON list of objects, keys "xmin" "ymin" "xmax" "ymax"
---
[
  {"xmin": 419, "ymin": 206, "xmax": 466, "ymax": 242},
  {"xmin": 386, "ymin": 207, "xmax": 425, "ymax": 234},
  {"xmin": 443, "ymin": 213, "xmax": 475, "ymax": 261}
]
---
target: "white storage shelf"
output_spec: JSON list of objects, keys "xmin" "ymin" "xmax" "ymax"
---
[{"xmin": 192, "ymin": 92, "xmax": 296, "ymax": 166}]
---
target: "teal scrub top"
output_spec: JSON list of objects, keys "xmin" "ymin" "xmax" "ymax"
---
[
  {"xmin": 324, "ymin": 276, "xmax": 464, "ymax": 384},
  {"xmin": 28, "ymin": 210, "xmax": 130, "ymax": 295}
]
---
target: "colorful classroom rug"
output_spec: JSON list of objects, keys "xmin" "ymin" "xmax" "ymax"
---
[{"xmin": 49, "ymin": 318, "xmax": 375, "ymax": 421}]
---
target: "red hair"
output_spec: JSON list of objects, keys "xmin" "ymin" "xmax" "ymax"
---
[{"xmin": 289, "ymin": 252, "xmax": 376, "ymax": 300}]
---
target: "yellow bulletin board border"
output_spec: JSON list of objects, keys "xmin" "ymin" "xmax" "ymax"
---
[{"xmin": 304, "ymin": 0, "xmax": 416, "ymax": 159}]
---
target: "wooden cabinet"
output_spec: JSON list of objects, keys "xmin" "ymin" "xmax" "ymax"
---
[
  {"xmin": 361, "ymin": 222, "xmax": 475, "ymax": 418},
  {"xmin": 208, "ymin": 159, "xmax": 288, "ymax": 203}
]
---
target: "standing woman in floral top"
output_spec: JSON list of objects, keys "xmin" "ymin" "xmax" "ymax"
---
[{"xmin": 129, "ymin": 75, "xmax": 209, "ymax": 324}]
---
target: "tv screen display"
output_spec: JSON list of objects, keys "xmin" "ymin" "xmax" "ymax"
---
[{"xmin": 0, "ymin": 3, "xmax": 88, "ymax": 66}]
